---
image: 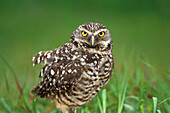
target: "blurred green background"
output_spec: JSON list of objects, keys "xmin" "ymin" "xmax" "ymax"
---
[
  {"xmin": 0, "ymin": 0, "xmax": 170, "ymax": 112},
  {"xmin": 0, "ymin": 0, "xmax": 170, "ymax": 71}
]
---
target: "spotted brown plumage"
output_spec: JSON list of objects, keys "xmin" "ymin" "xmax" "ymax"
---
[{"xmin": 31, "ymin": 22, "xmax": 114, "ymax": 113}]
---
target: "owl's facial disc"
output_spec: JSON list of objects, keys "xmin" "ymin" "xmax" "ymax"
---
[
  {"xmin": 78, "ymin": 30, "xmax": 112, "ymax": 51},
  {"xmin": 70, "ymin": 22, "xmax": 113, "ymax": 52}
]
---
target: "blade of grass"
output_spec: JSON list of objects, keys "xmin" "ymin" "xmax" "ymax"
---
[
  {"xmin": 140, "ymin": 104, "xmax": 144, "ymax": 113},
  {"xmin": 102, "ymin": 89, "xmax": 107, "ymax": 113},
  {"xmin": 84, "ymin": 107, "xmax": 90, "ymax": 113},
  {"xmin": 4, "ymin": 71, "xmax": 10, "ymax": 93},
  {"xmin": 139, "ymin": 72, "xmax": 144, "ymax": 113},
  {"xmin": 80, "ymin": 109, "xmax": 84, "ymax": 113},
  {"xmin": 158, "ymin": 98, "xmax": 170, "ymax": 106},
  {"xmin": 22, "ymin": 67, "xmax": 28, "ymax": 91},
  {"xmin": 0, "ymin": 97, "xmax": 13, "ymax": 113},
  {"xmin": 142, "ymin": 60, "xmax": 169, "ymax": 96},
  {"xmin": 117, "ymin": 81, "xmax": 128, "ymax": 113},
  {"xmin": 118, "ymin": 52, "xmax": 133, "ymax": 112},
  {"xmin": 32, "ymin": 99, "xmax": 37, "ymax": 113},
  {"xmin": 18, "ymin": 95, "xmax": 31, "ymax": 113},
  {"xmin": 97, "ymin": 96, "xmax": 102, "ymax": 113},
  {"xmin": 0, "ymin": 55, "xmax": 23, "ymax": 95},
  {"xmin": 114, "ymin": 73, "xmax": 120, "ymax": 113},
  {"xmin": 124, "ymin": 104, "xmax": 134, "ymax": 111},
  {"xmin": 147, "ymin": 100, "xmax": 153, "ymax": 113},
  {"xmin": 153, "ymin": 97, "xmax": 157, "ymax": 113},
  {"xmin": 16, "ymin": 104, "xmax": 26, "ymax": 111},
  {"xmin": 43, "ymin": 105, "xmax": 55, "ymax": 113},
  {"xmin": 157, "ymin": 108, "xmax": 161, "ymax": 113}
]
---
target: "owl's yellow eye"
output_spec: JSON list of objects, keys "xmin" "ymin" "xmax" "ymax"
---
[
  {"xmin": 81, "ymin": 31, "xmax": 88, "ymax": 37},
  {"xmin": 98, "ymin": 31, "xmax": 105, "ymax": 37}
]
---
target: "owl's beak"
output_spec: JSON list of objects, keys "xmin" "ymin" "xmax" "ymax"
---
[{"xmin": 91, "ymin": 36, "xmax": 95, "ymax": 46}]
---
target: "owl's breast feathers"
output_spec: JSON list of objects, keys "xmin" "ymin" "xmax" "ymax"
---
[{"xmin": 31, "ymin": 43, "xmax": 114, "ymax": 101}]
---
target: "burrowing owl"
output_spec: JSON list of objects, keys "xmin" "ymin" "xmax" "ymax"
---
[{"xmin": 31, "ymin": 22, "xmax": 114, "ymax": 113}]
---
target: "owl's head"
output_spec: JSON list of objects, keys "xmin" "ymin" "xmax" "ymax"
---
[{"xmin": 70, "ymin": 22, "xmax": 113, "ymax": 53}]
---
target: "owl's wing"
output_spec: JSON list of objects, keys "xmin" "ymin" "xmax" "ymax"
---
[
  {"xmin": 31, "ymin": 59, "xmax": 84, "ymax": 98},
  {"xmin": 32, "ymin": 48, "xmax": 60, "ymax": 78},
  {"xmin": 32, "ymin": 48, "xmax": 59, "ymax": 66}
]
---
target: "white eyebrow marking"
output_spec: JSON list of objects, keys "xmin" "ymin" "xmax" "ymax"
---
[
  {"xmin": 79, "ymin": 27, "xmax": 93, "ymax": 35},
  {"xmin": 79, "ymin": 27, "xmax": 107, "ymax": 36},
  {"xmin": 94, "ymin": 29, "xmax": 107, "ymax": 35}
]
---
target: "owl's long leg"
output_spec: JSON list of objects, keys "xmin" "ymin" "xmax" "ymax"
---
[{"xmin": 70, "ymin": 108, "xmax": 76, "ymax": 113}]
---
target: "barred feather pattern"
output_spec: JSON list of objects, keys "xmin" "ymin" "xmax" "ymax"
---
[
  {"xmin": 31, "ymin": 22, "xmax": 114, "ymax": 113},
  {"xmin": 31, "ymin": 43, "xmax": 114, "ymax": 110}
]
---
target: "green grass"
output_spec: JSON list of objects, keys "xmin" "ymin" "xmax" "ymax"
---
[
  {"xmin": 0, "ymin": 1, "xmax": 170, "ymax": 113},
  {"xmin": 0, "ymin": 52, "xmax": 169, "ymax": 113}
]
